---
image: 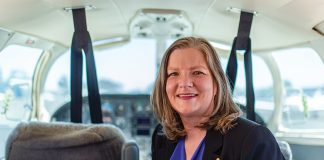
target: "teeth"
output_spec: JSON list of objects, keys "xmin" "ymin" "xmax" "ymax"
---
[{"xmin": 178, "ymin": 94, "xmax": 196, "ymax": 97}]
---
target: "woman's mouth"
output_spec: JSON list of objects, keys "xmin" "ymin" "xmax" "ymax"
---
[{"xmin": 177, "ymin": 93, "xmax": 198, "ymax": 100}]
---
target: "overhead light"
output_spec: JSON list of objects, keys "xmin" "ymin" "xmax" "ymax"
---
[
  {"xmin": 226, "ymin": 7, "xmax": 258, "ymax": 16},
  {"xmin": 93, "ymin": 36, "xmax": 129, "ymax": 46},
  {"xmin": 63, "ymin": 5, "xmax": 96, "ymax": 12},
  {"xmin": 92, "ymin": 36, "xmax": 129, "ymax": 49},
  {"xmin": 210, "ymin": 41, "xmax": 231, "ymax": 50}
]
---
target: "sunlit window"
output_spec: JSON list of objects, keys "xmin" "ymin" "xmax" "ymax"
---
[
  {"xmin": 0, "ymin": 45, "xmax": 42, "ymax": 121},
  {"xmin": 273, "ymin": 48, "xmax": 324, "ymax": 130},
  {"xmin": 220, "ymin": 54, "xmax": 274, "ymax": 123}
]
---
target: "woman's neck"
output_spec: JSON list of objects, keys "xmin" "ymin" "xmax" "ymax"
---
[
  {"xmin": 181, "ymin": 116, "xmax": 208, "ymax": 132},
  {"xmin": 183, "ymin": 123, "xmax": 207, "ymax": 160},
  {"xmin": 185, "ymin": 127, "xmax": 206, "ymax": 140},
  {"xmin": 181, "ymin": 116, "xmax": 207, "ymax": 143}
]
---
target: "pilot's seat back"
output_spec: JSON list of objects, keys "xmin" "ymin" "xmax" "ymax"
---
[{"xmin": 5, "ymin": 122, "xmax": 139, "ymax": 160}]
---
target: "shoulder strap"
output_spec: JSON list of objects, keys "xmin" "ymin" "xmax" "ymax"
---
[
  {"xmin": 226, "ymin": 11, "xmax": 255, "ymax": 121},
  {"xmin": 70, "ymin": 8, "xmax": 103, "ymax": 123}
]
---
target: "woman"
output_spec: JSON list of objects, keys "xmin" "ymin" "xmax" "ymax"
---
[{"xmin": 151, "ymin": 37, "xmax": 284, "ymax": 160}]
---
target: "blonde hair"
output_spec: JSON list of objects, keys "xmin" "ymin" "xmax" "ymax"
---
[{"xmin": 151, "ymin": 37, "xmax": 241, "ymax": 140}]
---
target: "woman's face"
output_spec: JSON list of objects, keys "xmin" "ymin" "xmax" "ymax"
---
[{"xmin": 166, "ymin": 48, "xmax": 216, "ymax": 119}]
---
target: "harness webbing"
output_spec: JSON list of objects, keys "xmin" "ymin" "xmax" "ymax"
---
[
  {"xmin": 226, "ymin": 11, "xmax": 256, "ymax": 121},
  {"xmin": 70, "ymin": 8, "xmax": 103, "ymax": 123}
]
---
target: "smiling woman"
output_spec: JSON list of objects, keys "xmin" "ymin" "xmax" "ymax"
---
[
  {"xmin": 151, "ymin": 37, "xmax": 285, "ymax": 160},
  {"xmin": 0, "ymin": 0, "xmax": 323, "ymax": 159},
  {"xmin": 166, "ymin": 48, "xmax": 216, "ymax": 120}
]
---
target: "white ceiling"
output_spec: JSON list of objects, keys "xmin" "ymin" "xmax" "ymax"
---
[{"xmin": 0, "ymin": 0, "xmax": 322, "ymax": 51}]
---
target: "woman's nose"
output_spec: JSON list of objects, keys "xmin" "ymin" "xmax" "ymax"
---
[{"xmin": 178, "ymin": 75, "xmax": 193, "ymax": 88}]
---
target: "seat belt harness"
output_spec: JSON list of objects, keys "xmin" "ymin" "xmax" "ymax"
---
[
  {"xmin": 226, "ymin": 11, "xmax": 256, "ymax": 121},
  {"xmin": 70, "ymin": 8, "xmax": 103, "ymax": 123}
]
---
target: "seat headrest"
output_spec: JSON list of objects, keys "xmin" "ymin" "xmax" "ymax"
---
[{"xmin": 6, "ymin": 122, "xmax": 125, "ymax": 160}]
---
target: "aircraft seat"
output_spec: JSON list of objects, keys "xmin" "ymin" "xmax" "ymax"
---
[
  {"xmin": 5, "ymin": 122, "xmax": 139, "ymax": 160},
  {"xmin": 122, "ymin": 141, "xmax": 139, "ymax": 160},
  {"xmin": 277, "ymin": 140, "xmax": 293, "ymax": 160}
]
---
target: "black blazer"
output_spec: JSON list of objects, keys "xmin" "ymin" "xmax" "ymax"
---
[{"xmin": 152, "ymin": 117, "xmax": 285, "ymax": 160}]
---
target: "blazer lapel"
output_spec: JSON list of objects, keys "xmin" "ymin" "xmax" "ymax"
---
[
  {"xmin": 202, "ymin": 128, "xmax": 223, "ymax": 160},
  {"xmin": 164, "ymin": 140, "xmax": 177, "ymax": 159}
]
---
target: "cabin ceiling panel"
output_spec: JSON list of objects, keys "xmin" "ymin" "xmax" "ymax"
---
[
  {"xmin": 197, "ymin": 0, "xmax": 322, "ymax": 50},
  {"xmin": 0, "ymin": 0, "xmax": 322, "ymax": 50}
]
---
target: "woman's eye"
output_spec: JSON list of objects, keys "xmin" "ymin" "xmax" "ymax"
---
[
  {"xmin": 193, "ymin": 71, "xmax": 205, "ymax": 75},
  {"xmin": 168, "ymin": 72, "xmax": 178, "ymax": 77}
]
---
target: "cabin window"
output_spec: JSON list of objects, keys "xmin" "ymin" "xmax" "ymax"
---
[
  {"xmin": 220, "ymin": 54, "xmax": 275, "ymax": 123},
  {"xmin": 0, "ymin": 45, "xmax": 42, "ymax": 121},
  {"xmin": 273, "ymin": 48, "xmax": 324, "ymax": 130}
]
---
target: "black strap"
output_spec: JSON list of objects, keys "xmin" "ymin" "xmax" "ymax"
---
[
  {"xmin": 70, "ymin": 8, "xmax": 103, "ymax": 123},
  {"xmin": 226, "ymin": 38, "xmax": 238, "ymax": 91},
  {"xmin": 226, "ymin": 11, "xmax": 255, "ymax": 121}
]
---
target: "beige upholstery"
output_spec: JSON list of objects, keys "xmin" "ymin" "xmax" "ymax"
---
[
  {"xmin": 278, "ymin": 140, "xmax": 293, "ymax": 160},
  {"xmin": 5, "ymin": 122, "xmax": 126, "ymax": 160},
  {"xmin": 122, "ymin": 141, "xmax": 139, "ymax": 160}
]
